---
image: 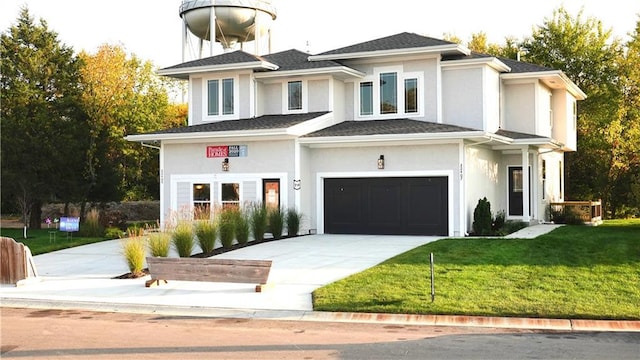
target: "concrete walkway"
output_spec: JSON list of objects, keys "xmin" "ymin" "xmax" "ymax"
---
[{"xmin": 2, "ymin": 225, "xmax": 639, "ymax": 332}]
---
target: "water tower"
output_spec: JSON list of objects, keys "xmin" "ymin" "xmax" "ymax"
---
[{"xmin": 179, "ymin": 0, "xmax": 277, "ymax": 60}]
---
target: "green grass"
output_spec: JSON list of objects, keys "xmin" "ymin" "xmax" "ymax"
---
[
  {"xmin": 0, "ymin": 228, "xmax": 112, "ymax": 256},
  {"xmin": 313, "ymin": 219, "xmax": 640, "ymax": 320}
]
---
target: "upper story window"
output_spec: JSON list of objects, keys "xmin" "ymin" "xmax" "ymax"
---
[
  {"xmin": 360, "ymin": 82, "xmax": 373, "ymax": 115},
  {"xmin": 288, "ymin": 81, "xmax": 302, "ymax": 111},
  {"xmin": 283, "ymin": 80, "xmax": 307, "ymax": 113},
  {"xmin": 204, "ymin": 75, "xmax": 238, "ymax": 121},
  {"xmin": 380, "ymin": 72, "xmax": 397, "ymax": 114},
  {"xmin": 357, "ymin": 67, "xmax": 422, "ymax": 119},
  {"xmin": 404, "ymin": 78, "xmax": 418, "ymax": 113}
]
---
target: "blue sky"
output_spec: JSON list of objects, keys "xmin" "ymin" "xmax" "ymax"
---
[{"xmin": 1, "ymin": 0, "xmax": 638, "ymax": 68}]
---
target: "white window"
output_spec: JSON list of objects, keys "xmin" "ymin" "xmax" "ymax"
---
[
  {"xmin": 203, "ymin": 75, "xmax": 238, "ymax": 120},
  {"xmin": 360, "ymin": 82, "xmax": 373, "ymax": 116},
  {"xmin": 193, "ymin": 183, "xmax": 211, "ymax": 218},
  {"xmin": 221, "ymin": 182, "xmax": 241, "ymax": 209},
  {"xmin": 357, "ymin": 67, "xmax": 422, "ymax": 119},
  {"xmin": 288, "ymin": 81, "xmax": 302, "ymax": 110},
  {"xmin": 282, "ymin": 80, "xmax": 307, "ymax": 113}
]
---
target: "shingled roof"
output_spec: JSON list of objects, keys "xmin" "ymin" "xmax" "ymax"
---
[
  {"xmin": 160, "ymin": 51, "xmax": 264, "ymax": 71},
  {"xmin": 315, "ymin": 32, "xmax": 457, "ymax": 56},
  {"xmin": 260, "ymin": 49, "xmax": 343, "ymax": 71},
  {"xmin": 303, "ymin": 119, "xmax": 477, "ymax": 137},
  {"xmin": 130, "ymin": 112, "xmax": 330, "ymax": 136}
]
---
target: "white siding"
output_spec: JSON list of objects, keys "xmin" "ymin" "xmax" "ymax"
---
[
  {"xmin": 442, "ymin": 67, "xmax": 484, "ymax": 129},
  {"xmin": 503, "ymin": 82, "xmax": 536, "ymax": 134}
]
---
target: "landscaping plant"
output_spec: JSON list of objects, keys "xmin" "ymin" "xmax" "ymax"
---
[
  {"xmin": 121, "ymin": 227, "xmax": 146, "ymax": 277},
  {"xmin": 218, "ymin": 209, "xmax": 236, "ymax": 248},
  {"xmin": 234, "ymin": 209, "xmax": 250, "ymax": 245},
  {"xmin": 249, "ymin": 203, "xmax": 268, "ymax": 241},
  {"xmin": 195, "ymin": 220, "xmax": 217, "ymax": 254},
  {"xmin": 82, "ymin": 208, "xmax": 104, "ymax": 237},
  {"xmin": 472, "ymin": 197, "xmax": 492, "ymax": 235},
  {"xmin": 286, "ymin": 207, "xmax": 302, "ymax": 236},
  {"xmin": 267, "ymin": 207, "xmax": 285, "ymax": 240},
  {"xmin": 148, "ymin": 231, "xmax": 171, "ymax": 257},
  {"xmin": 172, "ymin": 221, "xmax": 195, "ymax": 257}
]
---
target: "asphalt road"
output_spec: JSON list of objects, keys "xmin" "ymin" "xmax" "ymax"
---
[{"xmin": 2, "ymin": 307, "xmax": 639, "ymax": 359}]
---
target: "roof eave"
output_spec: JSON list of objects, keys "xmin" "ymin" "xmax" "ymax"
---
[
  {"xmin": 157, "ymin": 61, "xmax": 280, "ymax": 79},
  {"xmin": 308, "ymin": 44, "xmax": 470, "ymax": 61},
  {"xmin": 502, "ymin": 71, "xmax": 587, "ymax": 100},
  {"xmin": 442, "ymin": 57, "xmax": 511, "ymax": 72},
  {"xmin": 298, "ymin": 130, "xmax": 487, "ymax": 145},
  {"xmin": 126, "ymin": 128, "xmax": 291, "ymax": 142},
  {"xmin": 254, "ymin": 66, "xmax": 366, "ymax": 80}
]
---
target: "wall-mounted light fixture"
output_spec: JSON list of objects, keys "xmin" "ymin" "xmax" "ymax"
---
[
  {"xmin": 377, "ymin": 155, "xmax": 385, "ymax": 169},
  {"xmin": 222, "ymin": 158, "xmax": 229, "ymax": 172}
]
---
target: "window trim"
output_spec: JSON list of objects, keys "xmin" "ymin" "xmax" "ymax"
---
[
  {"xmin": 355, "ymin": 66, "xmax": 423, "ymax": 119},
  {"xmin": 219, "ymin": 182, "xmax": 242, "ymax": 209},
  {"xmin": 282, "ymin": 79, "xmax": 307, "ymax": 114},
  {"xmin": 202, "ymin": 74, "xmax": 240, "ymax": 121}
]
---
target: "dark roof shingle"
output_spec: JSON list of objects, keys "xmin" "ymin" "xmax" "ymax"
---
[
  {"xmin": 132, "ymin": 112, "xmax": 330, "ymax": 136},
  {"xmin": 316, "ymin": 32, "xmax": 456, "ymax": 56},
  {"xmin": 303, "ymin": 119, "xmax": 477, "ymax": 137}
]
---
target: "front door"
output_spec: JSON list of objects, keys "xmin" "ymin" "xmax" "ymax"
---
[
  {"xmin": 263, "ymin": 179, "xmax": 280, "ymax": 209},
  {"xmin": 508, "ymin": 166, "xmax": 531, "ymax": 216}
]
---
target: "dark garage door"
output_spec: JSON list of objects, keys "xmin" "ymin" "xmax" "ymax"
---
[{"xmin": 324, "ymin": 177, "xmax": 448, "ymax": 236}]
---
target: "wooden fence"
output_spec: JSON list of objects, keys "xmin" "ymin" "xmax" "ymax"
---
[{"xmin": 549, "ymin": 200, "xmax": 603, "ymax": 225}]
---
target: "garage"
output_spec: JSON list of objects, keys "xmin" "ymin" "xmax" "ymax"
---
[{"xmin": 323, "ymin": 177, "xmax": 448, "ymax": 236}]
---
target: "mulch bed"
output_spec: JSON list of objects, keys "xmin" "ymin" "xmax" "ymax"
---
[{"xmin": 113, "ymin": 235, "xmax": 301, "ymax": 279}]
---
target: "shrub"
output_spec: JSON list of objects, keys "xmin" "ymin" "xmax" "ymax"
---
[
  {"xmin": 195, "ymin": 220, "xmax": 217, "ymax": 254},
  {"xmin": 286, "ymin": 207, "xmax": 302, "ymax": 236},
  {"xmin": 492, "ymin": 210, "xmax": 506, "ymax": 233},
  {"xmin": 472, "ymin": 197, "xmax": 493, "ymax": 236},
  {"xmin": 172, "ymin": 221, "xmax": 195, "ymax": 257},
  {"xmin": 550, "ymin": 205, "xmax": 585, "ymax": 225},
  {"xmin": 148, "ymin": 232, "xmax": 171, "ymax": 257},
  {"xmin": 105, "ymin": 227, "xmax": 124, "ymax": 239},
  {"xmin": 82, "ymin": 208, "xmax": 104, "ymax": 237},
  {"xmin": 218, "ymin": 209, "xmax": 236, "ymax": 248},
  {"xmin": 250, "ymin": 203, "xmax": 268, "ymax": 241},
  {"xmin": 121, "ymin": 235, "xmax": 146, "ymax": 276},
  {"xmin": 268, "ymin": 207, "xmax": 285, "ymax": 240},
  {"xmin": 235, "ymin": 209, "xmax": 250, "ymax": 245}
]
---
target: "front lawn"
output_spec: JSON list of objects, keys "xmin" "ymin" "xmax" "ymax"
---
[
  {"xmin": 0, "ymin": 228, "xmax": 112, "ymax": 255},
  {"xmin": 313, "ymin": 219, "xmax": 640, "ymax": 320}
]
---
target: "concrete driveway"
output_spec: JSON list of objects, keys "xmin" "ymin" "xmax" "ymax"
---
[{"xmin": 0, "ymin": 234, "xmax": 440, "ymax": 313}]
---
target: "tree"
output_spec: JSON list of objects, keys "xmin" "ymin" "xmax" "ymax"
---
[
  {"xmin": 79, "ymin": 44, "xmax": 182, "ymax": 202},
  {"xmin": 1, "ymin": 8, "xmax": 88, "ymax": 228},
  {"xmin": 520, "ymin": 7, "xmax": 636, "ymax": 217}
]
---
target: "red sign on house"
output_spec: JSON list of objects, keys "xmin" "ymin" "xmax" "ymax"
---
[{"xmin": 206, "ymin": 146, "xmax": 229, "ymax": 158}]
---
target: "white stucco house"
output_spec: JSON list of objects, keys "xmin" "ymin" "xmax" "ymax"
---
[{"xmin": 126, "ymin": 32, "xmax": 586, "ymax": 236}]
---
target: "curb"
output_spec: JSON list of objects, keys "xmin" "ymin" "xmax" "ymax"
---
[{"xmin": 2, "ymin": 297, "xmax": 639, "ymax": 332}]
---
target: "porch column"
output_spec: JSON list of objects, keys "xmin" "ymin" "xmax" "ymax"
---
[{"xmin": 521, "ymin": 146, "xmax": 530, "ymax": 222}]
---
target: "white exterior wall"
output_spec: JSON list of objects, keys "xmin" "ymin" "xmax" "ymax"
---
[
  {"xmin": 464, "ymin": 144, "xmax": 502, "ymax": 231},
  {"xmin": 442, "ymin": 67, "xmax": 484, "ymax": 130},
  {"xmin": 552, "ymin": 90, "xmax": 577, "ymax": 151},
  {"xmin": 160, "ymin": 140, "xmax": 296, "ymax": 225},
  {"xmin": 503, "ymin": 82, "xmax": 536, "ymax": 134},
  {"xmin": 306, "ymin": 143, "xmax": 461, "ymax": 236},
  {"xmin": 537, "ymin": 151, "xmax": 565, "ymax": 220},
  {"xmin": 261, "ymin": 82, "xmax": 282, "ymax": 115},
  {"xmin": 484, "ymin": 68, "xmax": 501, "ymax": 133},
  {"xmin": 308, "ymin": 78, "xmax": 330, "ymax": 112},
  {"xmin": 536, "ymin": 85, "xmax": 553, "ymax": 137}
]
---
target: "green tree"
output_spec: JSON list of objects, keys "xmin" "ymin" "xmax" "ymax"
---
[
  {"xmin": 1, "ymin": 8, "xmax": 88, "ymax": 228},
  {"xmin": 521, "ymin": 7, "xmax": 633, "ymax": 217},
  {"xmin": 79, "ymin": 44, "xmax": 181, "ymax": 201}
]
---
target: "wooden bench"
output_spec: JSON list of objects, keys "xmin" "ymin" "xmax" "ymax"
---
[{"xmin": 145, "ymin": 257, "xmax": 272, "ymax": 292}]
